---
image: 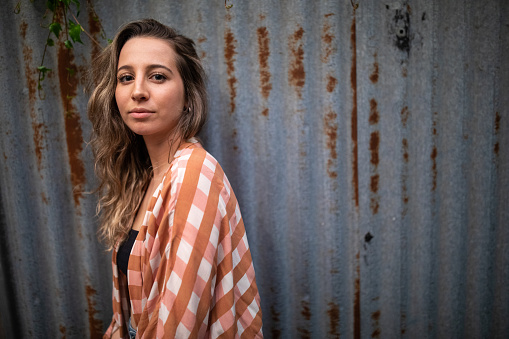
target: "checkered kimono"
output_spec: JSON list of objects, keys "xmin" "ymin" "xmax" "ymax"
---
[{"xmin": 104, "ymin": 140, "xmax": 263, "ymax": 338}]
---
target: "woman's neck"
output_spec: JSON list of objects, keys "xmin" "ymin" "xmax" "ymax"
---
[{"xmin": 143, "ymin": 134, "xmax": 181, "ymax": 179}]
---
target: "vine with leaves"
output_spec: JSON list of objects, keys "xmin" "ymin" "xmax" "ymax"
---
[{"xmin": 15, "ymin": 0, "xmax": 109, "ymax": 98}]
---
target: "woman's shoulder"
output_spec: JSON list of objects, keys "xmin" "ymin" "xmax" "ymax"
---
[{"xmin": 171, "ymin": 141, "xmax": 225, "ymax": 184}]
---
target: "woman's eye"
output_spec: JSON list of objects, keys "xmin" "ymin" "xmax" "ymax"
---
[
  {"xmin": 118, "ymin": 75, "xmax": 134, "ymax": 83},
  {"xmin": 152, "ymin": 73, "xmax": 167, "ymax": 82}
]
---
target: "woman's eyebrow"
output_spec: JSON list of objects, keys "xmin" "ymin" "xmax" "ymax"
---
[{"xmin": 117, "ymin": 64, "xmax": 174, "ymax": 74}]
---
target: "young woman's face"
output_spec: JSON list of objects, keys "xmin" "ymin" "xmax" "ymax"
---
[{"xmin": 115, "ymin": 37, "xmax": 185, "ymax": 140}]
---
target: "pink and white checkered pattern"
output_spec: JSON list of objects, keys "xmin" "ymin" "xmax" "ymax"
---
[{"xmin": 104, "ymin": 141, "xmax": 263, "ymax": 338}]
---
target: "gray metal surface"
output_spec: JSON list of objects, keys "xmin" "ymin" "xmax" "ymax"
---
[{"xmin": 0, "ymin": 0, "xmax": 507, "ymax": 338}]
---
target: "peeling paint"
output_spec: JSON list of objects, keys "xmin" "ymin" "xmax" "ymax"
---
[
  {"xmin": 224, "ymin": 28, "xmax": 237, "ymax": 114},
  {"xmin": 327, "ymin": 302, "xmax": 340, "ymax": 338},
  {"xmin": 58, "ymin": 44, "xmax": 86, "ymax": 206},
  {"xmin": 327, "ymin": 75, "xmax": 338, "ymax": 93},
  {"xmin": 257, "ymin": 27, "xmax": 272, "ymax": 100},
  {"xmin": 370, "ymin": 53, "xmax": 379, "ymax": 83},
  {"xmin": 369, "ymin": 99, "xmax": 379, "ymax": 125},
  {"xmin": 321, "ymin": 14, "xmax": 335, "ymax": 63},
  {"xmin": 324, "ymin": 111, "xmax": 338, "ymax": 178},
  {"xmin": 351, "ymin": 16, "xmax": 359, "ymax": 208},
  {"xmin": 288, "ymin": 26, "xmax": 305, "ymax": 98},
  {"xmin": 85, "ymin": 285, "xmax": 103, "ymax": 339}
]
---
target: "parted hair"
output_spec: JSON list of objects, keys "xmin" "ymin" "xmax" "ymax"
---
[{"xmin": 87, "ymin": 19, "xmax": 207, "ymax": 249}]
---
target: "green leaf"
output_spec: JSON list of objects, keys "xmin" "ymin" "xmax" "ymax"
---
[
  {"xmin": 68, "ymin": 21, "xmax": 83, "ymax": 44},
  {"xmin": 66, "ymin": 67, "xmax": 76, "ymax": 77},
  {"xmin": 49, "ymin": 22, "xmax": 62, "ymax": 38},
  {"xmin": 107, "ymin": 38, "xmax": 113, "ymax": 44},
  {"xmin": 64, "ymin": 40, "xmax": 73, "ymax": 49},
  {"xmin": 38, "ymin": 66, "xmax": 52, "ymax": 81},
  {"xmin": 46, "ymin": 0, "xmax": 57, "ymax": 12},
  {"xmin": 46, "ymin": 38, "xmax": 54, "ymax": 46}
]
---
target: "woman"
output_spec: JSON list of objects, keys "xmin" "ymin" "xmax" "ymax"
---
[{"xmin": 88, "ymin": 19, "xmax": 263, "ymax": 338}]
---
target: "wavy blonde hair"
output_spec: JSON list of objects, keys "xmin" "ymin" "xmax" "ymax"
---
[{"xmin": 87, "ymin": 19, "xmax": 207, "ymax": 249}]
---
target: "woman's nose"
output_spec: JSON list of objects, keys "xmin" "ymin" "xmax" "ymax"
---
[{"xmin": 131, "ymin": 79, "xmax": 149, "ymax": 101}]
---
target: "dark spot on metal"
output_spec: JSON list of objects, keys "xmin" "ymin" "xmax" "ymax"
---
[
  {"xmin": 59, "ymin": 324, "xmax": 66, "ymax": 339},
  {"xmin": 288, "ymin": 26, "xmax": 305, "ymax": 98},
  {"xmin": 494, "ymin": 143, "xmax": 499, "ymax": 155},
  {"xmin": 224, "ymin": 28, "xmax": 237, "ymax": 114},
  {"xmin": 327, "ymin": 302, "xmax": 340, "ymax": 338},
  {"xmin": 369, "ymin": 99, "xmax": 379, "ymax": 125},
  {"xmin": 402, "ymin": 138, "xmax": 409, "ymax": 162},
  {"xmin": 270, "ymin": 305, "xmax": 281, "ymax": 339},
  {"xmin": 365, "ymin": 232, "xmax": 373, "ymax": 242},
  {"xmin": 2, "ymin": 152, "xmax": 6, "ymax": 160},
  {"xmin": 369, "ymin": 132, "xmax": 380, "ymax": 167},
  {"xmin": 401, "ymin": 312, "xmax": 407, "ymax": 335},
  {"xmin": 393, "ymin": 9, "xmax": 410, "ymax": 53},
  {"xmin": 257, "ymin": 27, "xmax": 272, "ymax": 100},
  {"xmin": 370, "ymin": 174, "xmax": 379, "ymax": 193},
  {"xmin": 386, "ymin": 4, "xmax": 390, "ymax": 9},
  {"xmin": 41, "ymin": 192, "xmax": 49, "ymax": 205},
  {"xmin": 371, "ymin": 310, "xmax": 381, "ymax": 338},
  {"xmin": 401, "ymin": 106, "xmax": 409, "ymax": 127},
  {"xmin": 85, "ymin": 285, "xmax": 103, "ymax": 339},
  {"xmin": 301, "ymin": 300, "xmax": 311, "ymax": 320},
  {"xmin": 422, "ymin": 12, "xmax": 426, "ymax": 20},
  {"xmin": 261, "ymin": 108, "xmax": 269, "ymax": 117},
  {"xmin": 58, "ymin": 44, "xmax": 85, "ymax": 206},
  {"xmin": 87, "ymin": 8, "xmax": 101, "ymax": 61},
  {"xmin": 351, "ymin": 16, "xmax": 359, "ymax": 208},
  {"xmin": 431, "ymin": 147, "xmax": 437, "ymax": 191},
  {"xmin": 327, "ymin": 75, "xmax": 338, "ymax": 93},
  {"xmin": 402, "ymin": 67, "xmax": 408, "ymax": 77},
  {"xmin": 324, "ymin": 111, "xmax": 338, "ymax": 178},
  {"xmin": 494, "ymin": 112, "xmax": 501, "ymax": 133},
  {"xmin": 406, "ymin": 4, "xmax": 412, "ymax": 14},
  {"xmin": 370, "ymin": 53, "xmax": 379, "ymax": 83},
  {"xmin": 354, "ymin": 251, "xmax": 360, "ymax": 339}
]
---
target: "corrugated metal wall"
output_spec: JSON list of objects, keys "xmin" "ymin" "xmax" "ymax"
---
[{"xmin": 0, "ymin": 0, "xmax": 507, "ymax": 338}]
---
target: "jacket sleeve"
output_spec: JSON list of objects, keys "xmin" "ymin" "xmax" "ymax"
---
[{"xmin": 137, "ymin": 149, "xmax": 263, "ymax": 338}]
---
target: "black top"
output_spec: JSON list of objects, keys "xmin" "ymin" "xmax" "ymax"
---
[{"xmin": 117, "ymin": 230, "xmax": 139, "ymax": 275}]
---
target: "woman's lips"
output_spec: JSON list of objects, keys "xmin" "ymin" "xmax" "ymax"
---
[{"xmin": 129, "ymin": 109, "xmax": 154, "ymax": 119}]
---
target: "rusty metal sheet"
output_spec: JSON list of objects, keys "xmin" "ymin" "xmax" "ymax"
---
[{"xmin": 0, "ymin": 0, "xmax": 507, "ymax": 338}]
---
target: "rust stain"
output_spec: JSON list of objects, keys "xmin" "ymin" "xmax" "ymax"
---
[
  {"xmin": 41, "ymin": 192, "xmax": 49, "ymax": 205},
  {"xmin": 327, "ymin": 75, "xmax": 338, "ymax": 93},
  {"xmin": 370, "ymin": 174, "xmax": 379, "ymax": 193},
  {"xmin": 261, "ymin": 108, "xmax": 269, "ymax": 117},
  {"xmin": 327, "ymin": 302, "xmax": 340, "ymax": 338},
  {"xmin": 494, "ymin": 143, "xmax": 499, "ymax": 155},
  {"xmin": 224, "ymin": 28, "xmax": 237, "ymax": 114},
  {"xmin": 494, "ymin": 112, "xmax": 501, "ymax": 132},
  {"xmin": 325, "ymin": 12, "xmax": 335, "ymax": 18},
  {"xmin": 401, "ymin": 106, "xmax": 409, "ymax": 127},
  {"xmin": 301, "ymin": 300, "xmax": 311, "ymax": 320},
  {"xmin": 402, "ymin": 138, "xmax": 409, "ymax": 162},
  {"xmin": 59, "ymin": 324, "xmax": 66, "ymax": 339},
  {"xmin": 197, "ymin": 36, "xmax": 207, "ymax": 43},
  {"xmin": 270, "ymin": 305, "xmax": 281, "ymax": 339},
  {"xmin": 402, "ymin": 67, "xmax": 407, "ymax": 77},
  {"xmin": 371, "ymin": 310, "xmax": 381, "ymax": 338},
  {"xmin": 431, "ymin": 147, "xmax": 438, "ymax": 191},
  {"xmin": 370, "ymin": 53, "xmax": 379, "ymax": 83},
  {"xmin": 321, "ymin": 17, "xmax": 335, "ymax": 63},
  {"xmin": 354, "ymin": 251, "xmax": 360, "ymax": 339},
  {"xmin": 401, "ymin": 312, "xmax": 407, "ymax": 335},
  {"xmin": 85, "ymin": 285, "xmax": 103, "ymax": 339},
  {"xmin": 369, "ymin": 99, "xmax": 379, "ymax": 125},
  {"xmin": 351, "ymin": 16, "xmax": 359, "ymax": 208},
  {"xmin": 324, "ymin": 111, "xmax": 338, "ymax": 178},
  {"xmin": 370, "ymin": 197, "xmax": 379, "ymax": 214},
  {"xmin": 87, "ymin": 7, "xmax": 101, "ymax": 61},
  {"xmin": 288, "ymin": 26, "xmax": 305, "ymax": 98},
  {"xmin": 21, "ymin": 21, "xmax": 46, "ymax": 173},
  {"xmin": 259, "ymin": 14, "xmax": 266, "ymax": 21},
  {"xmin": 369, "ymin": 132, "xmax": 380, "ymax": 167},
  {"xmin": 58, "ymin": 44, "xmax": 85, "ymax": 206},
  {"xmin": 257, "ymin": 27, "xmax": 272, "ymax": 100}
]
